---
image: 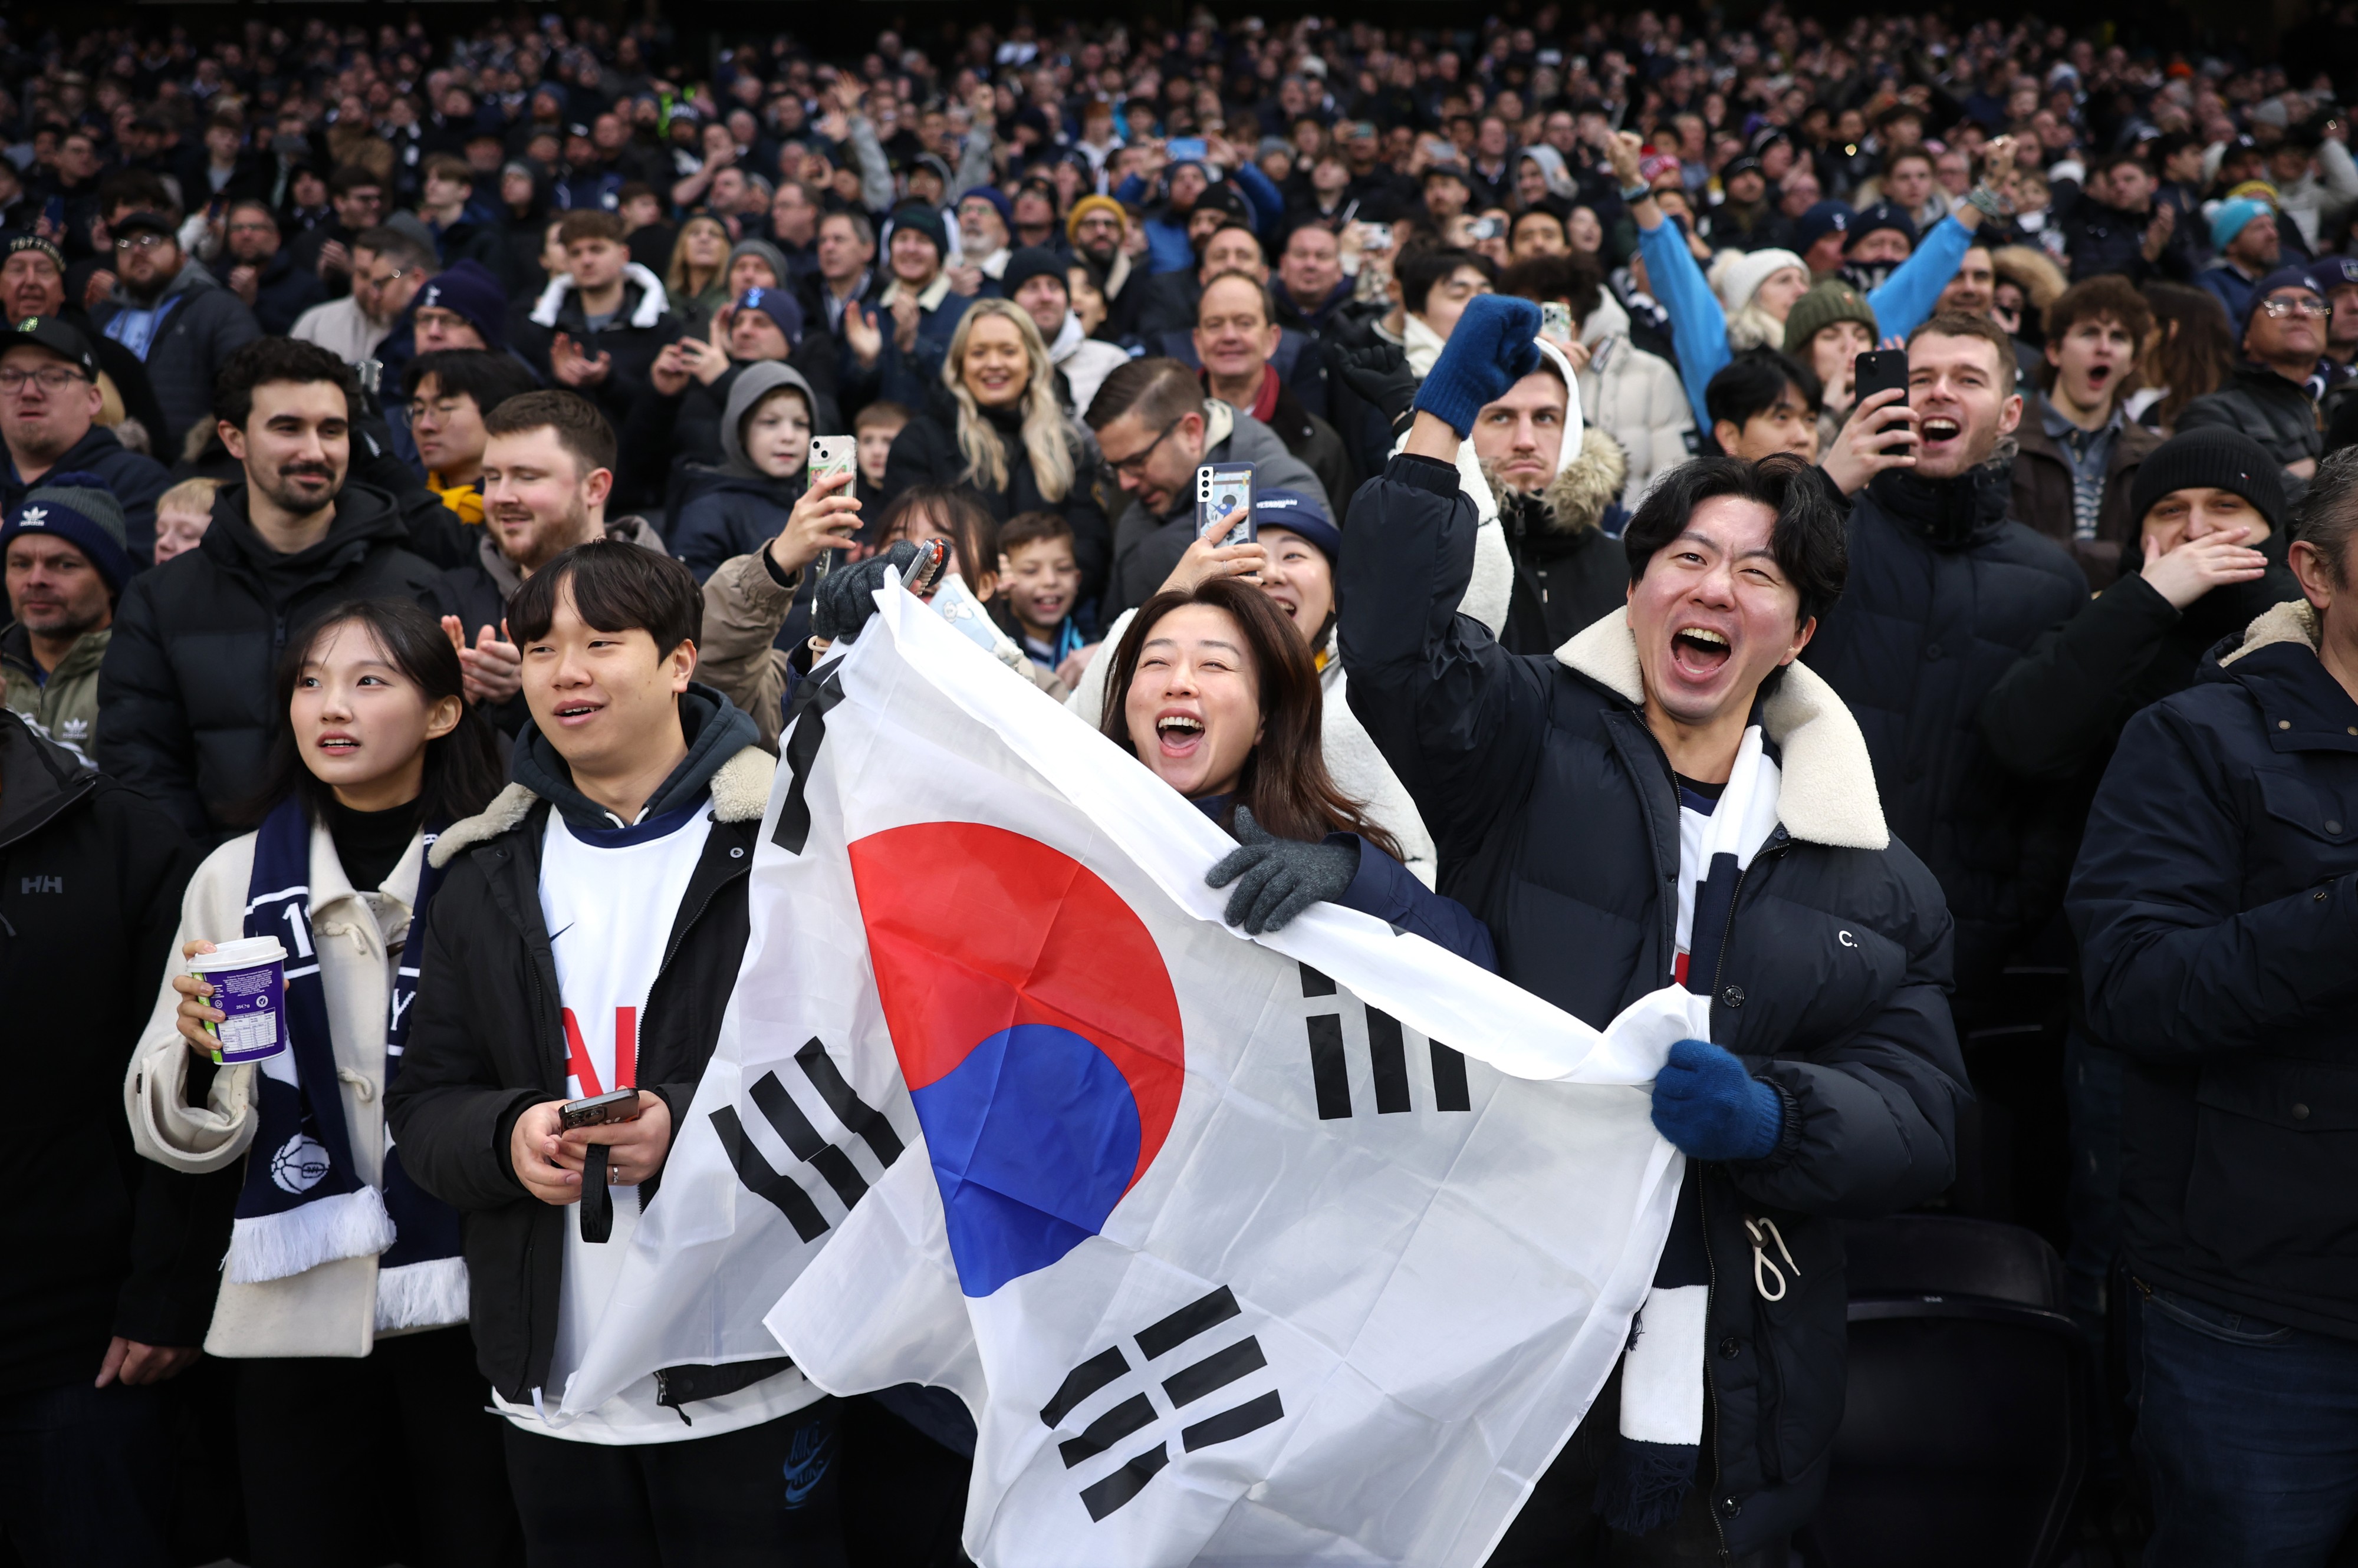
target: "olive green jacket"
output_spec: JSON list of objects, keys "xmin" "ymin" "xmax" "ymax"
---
[{"xmin": 1, "ymin": 621, "xmax": 108, "ymax": 768}]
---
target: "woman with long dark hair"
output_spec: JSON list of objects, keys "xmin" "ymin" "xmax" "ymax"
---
[
  {"xmin": 126, "ymin": 598, "xmax": 519, "ymax": 1568},
  {"xmin": 1099, "ymin": 577, "xmax": 1494, "ymax": 964}
]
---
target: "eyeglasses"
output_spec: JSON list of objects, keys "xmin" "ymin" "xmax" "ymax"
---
[
  {"xmin": 1103, "ymin": 416, "xmax": 1184, "ymax": 479},
  {"xmin": 0, "ymin": 367, "xmax": 89, "ymax": 394},
  {"xmin": 113, "ymin": 233, "xmax": 170, "ymax": 252},
  {"xmin": 2261, "ymin": 295, "xmax": 2331, "ymax": 318},
  {"xmin": 362, "ymin": 268, "xmax": 411, "ymax": 289}
]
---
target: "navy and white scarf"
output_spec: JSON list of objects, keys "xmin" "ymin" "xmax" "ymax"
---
[
  {"xmin": 1599, "ymin": 726, "xmax": 1782, "ymax": 1534},
  {"xmin": 225, "ymin": 797, "xmax": 468, "ymax": 1332}
]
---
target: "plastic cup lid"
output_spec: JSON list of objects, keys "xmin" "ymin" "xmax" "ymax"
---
[{"xmin": 188, "ymin": 936, "xmax": 289, "ymax": 971}]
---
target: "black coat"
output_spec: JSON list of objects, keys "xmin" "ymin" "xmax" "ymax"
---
[
  {"xmin": 0, "ymin": 711, "xmax": 229, "ymax": 1394},
  {"xmin": 88, "ymin": 264, "xmax": 263, "ymax": 460},
  {"xmin": 672, "ymin": 468, "xmax": 799, "ymax": 582},
  {"xmin": 238, "ymin": 246, "xmax": 331, "ymax": 336},
  {"xmin": 1, "ymin": 424, "xmax": 172, "ymax": 566},
  {"xmin": 97, "ymin": 480, "xmax": 455, "ymax": 841},
  {"xmin": 2176, "ymin": 364, "xmax": 2325, "ymax": 477},
  {"xmin": 2068, "ymin": 608, "xmax": 2358, "ymax": 1338},
  {"xmin": 511, "ymin": 274, "xmax": 684, "ymax": 444},
  {"xmin": 1800, "ymin": 468, "xmax": 2089, "ymax": 1004},
  {"xmin": 1339, "ymin": 453, "xmax": 1966, "ymax": 1554},
  {"xmin": 385, "ymin": 753, "xmax": 768, "ymax": 1403},
  {"xmin": 882, "ymin": 394, "xmax": 1112, "ymax": 608}
]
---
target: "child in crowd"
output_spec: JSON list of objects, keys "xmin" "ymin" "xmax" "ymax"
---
[
  {"xmin": 671, "ymin": 363, "xmax": 818, "ymax": 584},
  {"xmin": 853, "ymin": 398, "xmax": 911, "ymax": 529},
  {"xmin": 151, "ymin": 476, "xmax": 221, "ymax": 564},
  {"xmin": 994, "ymin": 509, "xmax": 1090, "ymax": 674}
]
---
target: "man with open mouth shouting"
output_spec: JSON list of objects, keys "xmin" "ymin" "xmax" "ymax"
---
[
  {"xmin": 1342, "ymin": 292, "xmax": 1966, "ymax": 1565},
  {"xmin": 1799, "ymin": 311, "xmax": 2089, "ymax": 1029}
]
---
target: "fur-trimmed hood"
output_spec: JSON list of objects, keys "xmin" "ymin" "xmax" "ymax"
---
[
  {"xmin": 430, "ymin": 743, "xmax": 777, "ymax": 868},
  {"xmin": 1522, "ymin": 427, "xmax": 1630, "ymax": 537},
  {"xmin": 1554, "ymin": 612, "xmax": 1890, "ymax": 851},
  {"xmin": 528, "ymin": 262, "xmax": 670, "ymax": 330}
]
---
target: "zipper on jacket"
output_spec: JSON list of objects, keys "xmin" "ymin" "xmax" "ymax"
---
[{"xmin": 1697, "ymin": 1175, "xmax": 1733, "ymax": 1565}]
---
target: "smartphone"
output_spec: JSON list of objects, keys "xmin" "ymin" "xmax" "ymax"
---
[
  {"xmin": 931, "ymin": 573, "xmax": 1030, "ymax": 674},
  {"xmin": 1357, "ymin": 221, "xmax": 1394, "ymax": 253},
  {"xmin": 1166, "ymin": 136, "xmax": 1208, "ymax": 163},
  {"xmin": 1541, "ymin": 301, "xmax": 1575, "ymax": 341},
  {"xmin": 1468, "ymin": 215, "xmax": 1503, "ymax": 241},
  {"xmin": 806, "ymin": 436, "xmax": 858, "ymax": 583},
  {"xmin": 1851, "ymin": 348, "xmax": 1910, "ymax": 408},
  {"xmin": 42, "ymin": 196, "xmax": 63, "ymax": 231},
  {"xmin": 903, "ymin": 536, "xmax": 951, "ymax": 597},
  {"xmin": 561, "ymin": 1086, "xmax": 642, "ymax": 1130},
  {"xmin": 1196, "ymin": 462, "xmax": 1255, "ymax": 545}
]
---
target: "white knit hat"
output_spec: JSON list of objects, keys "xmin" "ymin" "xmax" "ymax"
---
[{"xmin": 1711, "ymin": 247, "xmax": 1808, "ymax": 315}]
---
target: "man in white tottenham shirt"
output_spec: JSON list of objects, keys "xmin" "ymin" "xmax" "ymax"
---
[{"xmin": 388, "ymin": 539, "xmax": 848, "ymax": 1565}]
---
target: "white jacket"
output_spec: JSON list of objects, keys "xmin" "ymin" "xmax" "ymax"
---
[
  {"xmin": 1577, "ymin": 295, "xmax": 1695, "ymax": 507},
  {"xmin": 124, "ymin": 818, "xmax": 443, "ymax": 1358}
]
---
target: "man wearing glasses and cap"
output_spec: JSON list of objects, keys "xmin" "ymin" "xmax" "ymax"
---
[
  {"xmin": 2178, "ymin": 266, "xmax": 2336, "ymax": 487},
  {"xmin": 87, "ymin": 210, "xmax": 261, "ymax": 460},
  {"xmin": 1697, "ymin": 151, "xmax": 1791, "ymax": 253},
  {"xmin": 0, "ymin": 317, "xmax": 171, "ymax": 563},
  {"xmin": 1, "ymin": 235, "xmax": 169, "ymax": 451}
]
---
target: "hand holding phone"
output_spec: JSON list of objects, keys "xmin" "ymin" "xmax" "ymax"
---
[
  {"xmin": 1850, "ymin": 349, "xmax": 1909, "ymax": 411},
  {"xmin": 805, "ymin": 437, "xmax": 859, "ymax": 581}
]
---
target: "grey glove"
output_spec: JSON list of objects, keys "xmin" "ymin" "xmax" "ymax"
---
[
  {"xmin": 1205, "ymin": 805, "xmax": 1361, "ymax": 934},
  {"xmin": 812, "ymin": 540, "xmax": 923, "ymax": 643}
]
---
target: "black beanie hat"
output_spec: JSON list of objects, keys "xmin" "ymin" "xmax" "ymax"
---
[
  {"xmin": 1001, "ymin": 246, "xmax": 1068, "ymax": 300},
  {"xmin": 2128, "ymin": 426, "xmax": 2287, "ymax": 535},
  {"xmin": 887, "ymin": 202, "xmax": 949, "ymax": 261}
]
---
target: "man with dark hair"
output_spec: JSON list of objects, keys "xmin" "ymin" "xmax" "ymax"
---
[
  {"xmin": 1, "ymin": 316, "xmax": 170, "ymax": 562},
  {"xmin": 88, "ymin": 209, "xmax": 261, "ymax": 459},
  {"xmin": 1084, "ymin": 354, "xmax": 1328, "ymax": 614},
  {"xmin": 512, "ymin": 209, "xmax": 679, "ymax": 433},
  {"xmin": 97, "ymin": 337, "xmax": 469, "ymax": 839},
  {"xmin": 218, "ymin": 197, "xmax": 327, "ymax": 335},
  {"xmin": 417, "ymin": 153, "xmax": 502, "ymax": 271},
  {"xmin": 2013, "ymin": 275, "xmax": 2163, "ymax": 585},
  {"xmin": 426, "ymin": 389, "xmax": 668, "ymax": 733},
  {"xmin": 388, "ymin": 541, "xmax": 846, "ymax": 1563},
  {"xmin": 1800, "ymin": 311, "xmax": 2088, "ymax": 1017},
  {"xmin": 2054, "ymin": 151, "xmax": 2187, "ymax": 285},
  {"xmin": 288, "ymin": 226, "xmax": 410, "ymax": 363},
  {"xmin": 287, "ymin": 164, "xmax": 388, "ymax": 295},
  {"xmin": 2067, "ymin": 443, "xmax": 2358, "ymax": 1568},
  {"xmin": 2178, "ymin": 267, "xmax": 2333, "ymax": 486},
  {"xmin": 1341, "ymin": 292, "xmax": 1964, "ymax": 1566},
  {"xmin": 402, "ymin": 348, "xmax": 541, "ymax": 521},
  {"xmin": 1705, "ymin": 349, "xmax": 1824, "ymax": 462}
]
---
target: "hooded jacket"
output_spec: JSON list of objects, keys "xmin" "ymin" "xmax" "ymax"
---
[
  {"xmin": 97, "ymin": 480, "xmax": 447, "ymax": 841},
  {"xmin": 1, "ymin": 423, "xmax": 174, "ymax": 565},
  {"xmin": 385, "ymin": 690, "xmax": 781, "ymax": 1404},
  {"xmin": 1800, "ymin": 462, "xmax": 2091, "ymax": 1004},
  {"xmin": 0, "ymin": 709, "xmax": 225, "ymax": 1395},
  {"xmin": 511, "ymin": 262, "xmax": 681, "ymax": 435},
  {"xmin": 1574, "ymin": 294, "xmax": 1696, "ymax": 505},
  {"xmin": 1497, "ymin": 427, "xmax": 1633, "ymax": 657},
  {"xmin": 883, "ymin": 383, "xmax": 1113, "ymax": 608},
  {"xmin": 2070, "ymin": 600, "xmax": 2358, "ymax": 1338},
  {"xmin": 1105, "ymin": 400, "xmax": 1327, "ymax": 615},
  {"xmin": 1338, "ymin": 452, "xmax": 1965, "ymax": 1554},
  {"xmin": 670, "ymin": 363, "xmax": 817, "ymax": 584},
  {"xmin": 1, "ymin": 621, "xmax": 108, "ymax": 766},
  {"xmin": 90, "ymin": 258, "xmax": 264, "ymax": 460},
  {"xmin": 617, "ymin": 342, "xmax": 844, "ymax": 519}
]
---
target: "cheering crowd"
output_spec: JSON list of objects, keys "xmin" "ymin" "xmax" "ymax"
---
[{"xmin": 8, "ymin": 6, "xmax": 2358, "ymax": 1566}]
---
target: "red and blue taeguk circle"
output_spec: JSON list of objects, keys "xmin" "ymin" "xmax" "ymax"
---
[{"xmin": 849, "ymin": 822, "xmax": 1185, "ymax": 1297}]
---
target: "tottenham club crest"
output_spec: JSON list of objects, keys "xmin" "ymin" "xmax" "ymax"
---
[{"xmin": 269, "ymin": 1131, "xmax": 332, "ymax": 1194}]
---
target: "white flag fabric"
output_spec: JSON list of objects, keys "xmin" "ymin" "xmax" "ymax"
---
[{"xmin": 565, "ymin": 582, "xmax": 1709, "ymax": 1566}]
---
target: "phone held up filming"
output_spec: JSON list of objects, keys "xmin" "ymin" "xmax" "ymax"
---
[{"xmin": 1196, "ymin": 462, "xmax": 1255, "ymax": 546}]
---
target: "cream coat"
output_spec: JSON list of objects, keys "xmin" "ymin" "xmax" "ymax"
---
[{"xmin": 124, "ymin": 818, "xmax": 433, "ymax": 1358}]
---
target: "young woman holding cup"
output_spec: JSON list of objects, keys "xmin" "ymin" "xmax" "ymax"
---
[{"xmin": 124, "ymin": 599, "xmax": 517, "ymax": 1568}]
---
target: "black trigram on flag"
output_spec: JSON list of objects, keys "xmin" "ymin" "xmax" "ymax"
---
[
  {"xmin": 1297, "ymin": 963, "xmax": 1472, "ymax": 1119},
  {"xmin": 710, "ymin": 1037, "xmax": 905, "ymax": 1241},
  {"xmin": 1040, "ymin": 1285, "xmax": 1285, "ymax": 1522}
]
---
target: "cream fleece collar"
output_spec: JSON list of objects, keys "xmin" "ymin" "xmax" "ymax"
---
[{"xmin": 1555, "ymin": 612, "xmax": 1889, "ymax": 851}]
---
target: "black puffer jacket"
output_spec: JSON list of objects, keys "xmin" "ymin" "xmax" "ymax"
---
[
  {"xmin": 1498, "ymin": 427, "xmax": 1633, "ymax": 656},
  {"xmin": 0, "ymin": 710, "xmax": 229, "ymax": 1395},
  {"xmin": 97, "ymin": 481, "xmax": 450, "ymax": 840},
  {"xmin": 1341, "ymin": 453, "xmax": 1966, "ymax": 1554},
  {"xmin": 1800, "ymin": 465, "xmax": 2089, "ymax": 1004},
  {"xmin": 386, "ymin": 698, "xmax": 775, "ymax": 1403},
  {"xmin": 88, "ymin": 261, "xmax": 262, "ymax": 460},
  {"xmin": 2070, "ymin": 602, "xmax": 2358, "ymax": 1337},
  {"xmin": 2176, "ymin": 364, "xmax": 2324, "ymax": 476},
  {"xmin": 883, "ymin": 389, "xmax": 1111, "ymax": 607}
]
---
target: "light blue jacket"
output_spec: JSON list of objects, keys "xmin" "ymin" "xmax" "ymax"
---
[{"xmin": 1637, "ymin": 212, "xmax": 1976, "ymax": 434}]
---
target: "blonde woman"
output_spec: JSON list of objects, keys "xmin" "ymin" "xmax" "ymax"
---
[
  {"xmin": 663, "ymin": 214, "xmax": 733, "ymax": 330},
  {"xmin": 882, "ymin": 297, "xmax": 1112, "ymax": 603}
]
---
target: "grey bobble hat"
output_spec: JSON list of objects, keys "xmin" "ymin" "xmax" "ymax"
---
[{"xmin": 1, "ymin": 472, "xmax": 134, "ymax": 589}]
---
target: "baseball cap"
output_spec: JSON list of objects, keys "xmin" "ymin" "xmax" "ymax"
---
[
  {"xmin": 112, "ymin": 210, "xmax": 176, "ymax": 239},
  {"xmin": 4, "ymin": 315, "xmax": 97, "ymax": 379}
]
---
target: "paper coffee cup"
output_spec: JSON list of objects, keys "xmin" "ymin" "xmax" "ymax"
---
[{"xmin": 189, "ymin": 937, "xmax": 291, "ymax": 1065}]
